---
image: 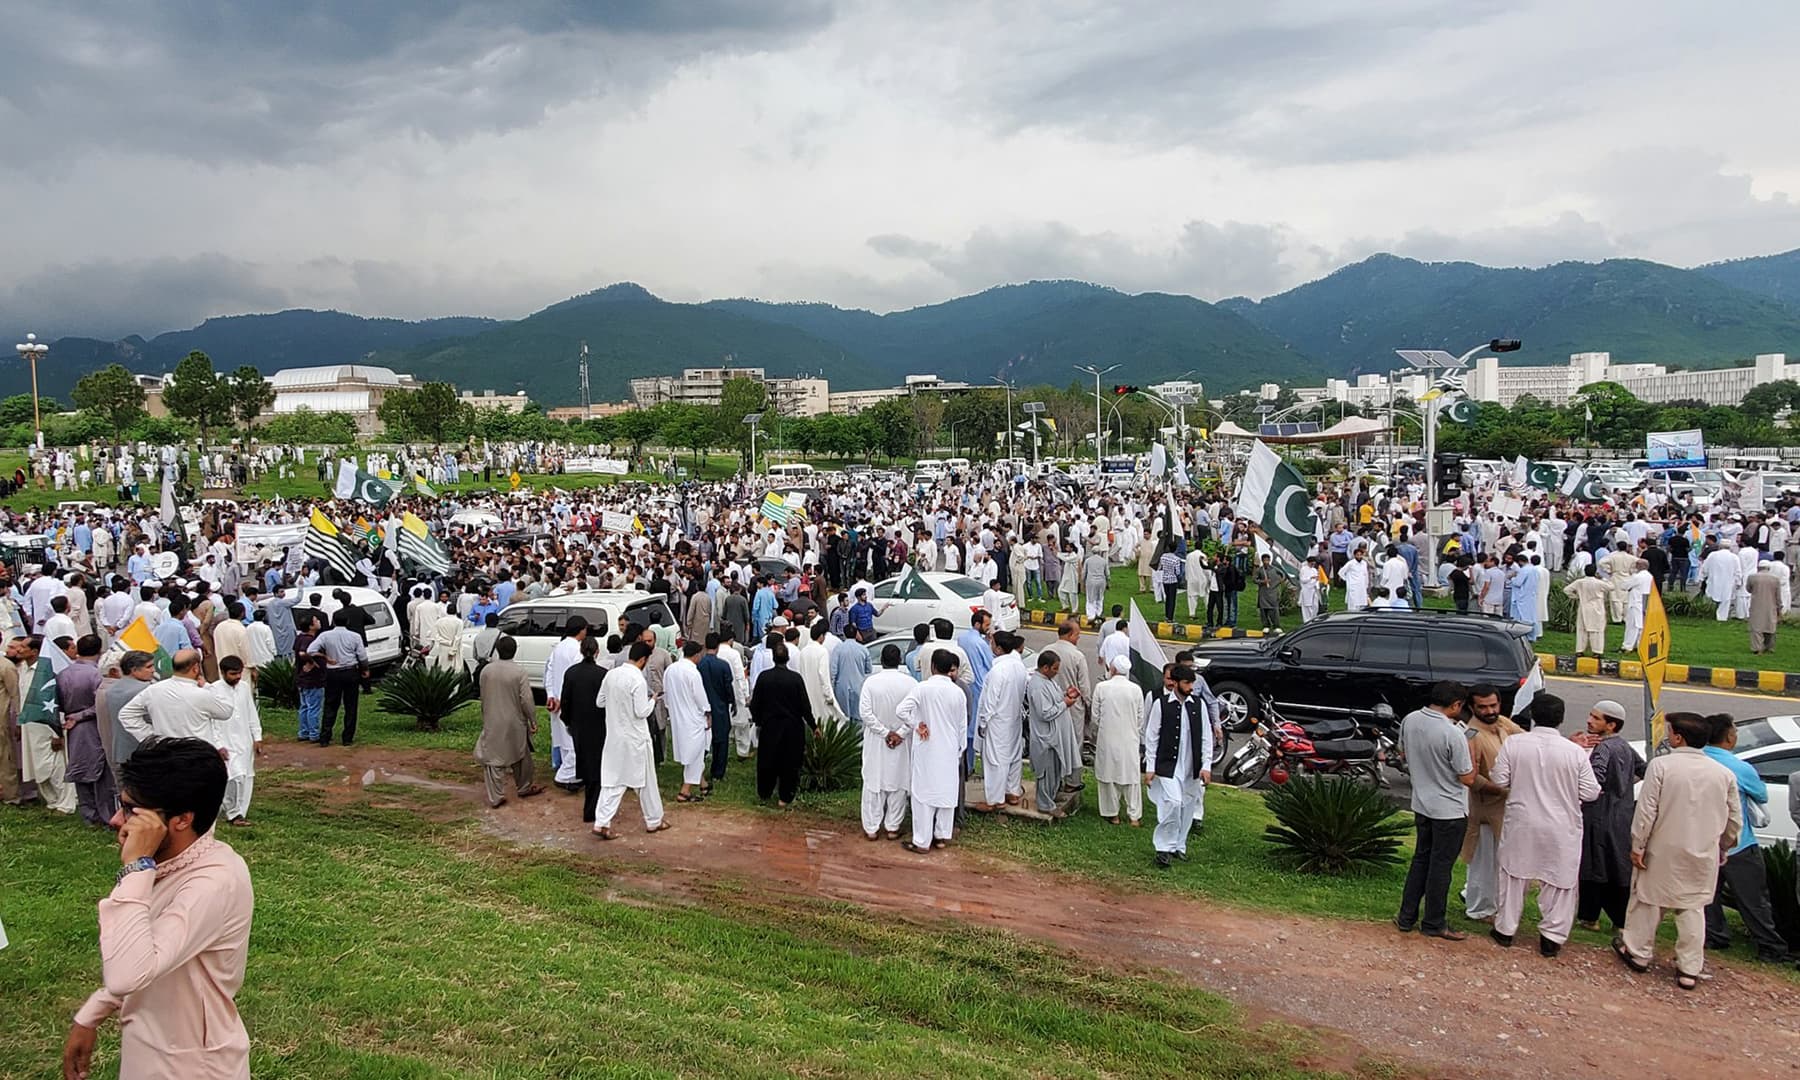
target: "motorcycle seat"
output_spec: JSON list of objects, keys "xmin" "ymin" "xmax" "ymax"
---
[
  {"xmin": 1297, "ymin": 718, "xmax": 1358, "ymax": 741},
  {"xmin": 1309, "ymin": 738, "xmax": 1376, "ymax": 760}
]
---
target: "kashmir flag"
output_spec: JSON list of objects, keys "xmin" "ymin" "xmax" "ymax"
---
[
  {"xmin": 1419, "ymin": 371, "xmax": 1466, "ymax": 402},
  {"xmin": 118, "ymin": 614, "xmax": 174, "ymax": 678},
  {"xmin": 413, "ymin": 474, "xmax": 437, "ymax": 498},
  {"xmin": 18, "ymin": 641, "xmax": 71, "ymax": 727},
  {"xmin": 304, "ymin": 507, "xmax": 360, "ymax": 583},
  {"xmin": 333, "ymin": 459, "xmax": 396, "ymax": 506},
  {"xmin": 761, "ymin": 491, "xmax": 794, "ymax": 526},
  {"xmin": 1235, "ymin": 440, "xmax": 1316, "ymax": 563},
  {"xmin": 1125, "ymin": 602, "xmax": 1168, "ymax": 696},
  {"xmin": 354, "ymin": 516, "xmax": 381, "ymax": 548},
  {"xmin": 397, "ymin": 511, "xmax": 453, "ymax": 576}
]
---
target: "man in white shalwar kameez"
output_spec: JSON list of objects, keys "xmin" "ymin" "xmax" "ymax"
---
[
  {"xmin": 857, "ymin": 645, "xmax": 916, "ymax": 840},
  {"xmin": 1342, "ymin": 549, "xmax": 1371, "ymax": 611},
  {"xmin": 896, "ymin": 650, "xmax": 966, "ymax": 853},
  {"xmin": 594, "ymin": 642, "xmax": 669, "ymax": 839},
  {"xmin": 214, "ymin": 655, "xmax": 263, "ymax": 825},
  {"xmin": 1698, "ymin": 542, "xmax": 1743, "ymax": 621},
  {"xmin": 972, "ymin": 632, "xmax": 1028, "ymax": 810},
  {"xmin": 430, "ymin": 610, "xmax": 464, "ymax": 673},
  {"xmin": 1142, "ymin": 665, "xmax": 1213, "ymax": 869},
  {"xmin": 664, "ymin": 642, "xmax": 713, "ymax": 799},
  {"xmin": 1619, "ymin": 561, "xmax": 1654, "ymax": 652},
  {"xmin": 1091, "ymin": 656, "xmax": 1145, "ymax": 825},
  {"xmin": 542, "ymin": 617, "xmax": 588, "ymax": 789},
  {"xmin": 797, "ymin": 625, "xmax": 843, "ymax": 725},
  {"xmin": 1489, "ymin": 701, "xmax": 1600, "ymax": 955}
]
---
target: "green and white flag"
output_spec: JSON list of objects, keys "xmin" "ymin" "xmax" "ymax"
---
[
  {"xmin": 1235, "ymin": 440, "xmax": 1316, "ymax": 563},
  {"xmin": 1126, "ymin": 602, "xmax": 1167, "ymax": 696},
  {"xmin": 334, "ymin": 458, "xmax": 396, "ymax": 506},
  {"xmin": 397, "ymin": 512, "xmax": 453, "ymax": 576},
  {"xmin": 1559, "ymin": 467, "xmax": 1607, "ymax": 503},
  {"xmin": 18, "ymin": 643, "xmax": 70, "ymax": 727},
  {"xmin": 1510, "ymin": 455, "xmax": 1563, "ymax": 492}
]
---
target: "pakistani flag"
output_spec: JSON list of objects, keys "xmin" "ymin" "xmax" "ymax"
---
[
  {"xmin": 1126, "ymin": 602, "xmax": 1167, "ymax": 695},
  {"xmin": 1443, "ymin": 398, "xmax": 1477, "ymax": 424},
  {"xmin": 18, "ymin": 641, "xmax": 70, "ymax": 727},
  {"xmin": 397, "ymin": 511, "xmax": 453, "ymax": 576},
  {"xmin": 304, "ymin": 507, "xmax": 361, "ymax": 583},
  {"xmin": 1511, "ymin": 456, "xmax": 1562, "ymax": 491},
  {"xmin": 1559, "ymin": 466, "xmax": 1607, "ymax": 503},
  {"xmin": 1236, "ymin": 440, "xmax": 1316, "ymax": 562},
  {"xmin": 118, "ymin": 614, "xmax": 175, "ymax": 678},
  {"xmin": 334, "ymin": 458, "xmax": 396, "ymax": 506}
]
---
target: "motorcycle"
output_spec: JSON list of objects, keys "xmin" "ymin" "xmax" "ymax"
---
[{"xmin": 1218, "ymin": 701, "xmax": 1399, "ymax": 788}]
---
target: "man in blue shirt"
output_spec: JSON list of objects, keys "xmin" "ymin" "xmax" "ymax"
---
[
  {"xmin": 72, "ymin": 520, "xmax": 92, "ymax": 555},
  {"xmin": 492, "ymin": 571, "xmax": 517, "ymax": 610},
  {"xmin": 467, "ymin": 589, "xmax": 501, "ymax": 626},
  {"xmin": 752, "ymin": 577, "xmax": 778, "ymax": 638},
  {"xmin": 847, "ymin": 587, "xmax": 885, "ymax": 635},
  {"xmin": 1701, "ymin": 715, "xmax": 1791, "ymax": 963}
]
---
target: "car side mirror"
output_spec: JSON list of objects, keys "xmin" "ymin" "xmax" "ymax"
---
[{"xmin": 1277, "ymin": 645, "xmax": 1298, "ymax": 663}]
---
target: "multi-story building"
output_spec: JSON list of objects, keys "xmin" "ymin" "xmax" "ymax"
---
[
  {"xmin": 1468, "ymin": 351, "xmax": 1793, "ymax": 407},
  {"xmin": 828, "ymin": 374, "xmax": 973, "ymax": 415},
  {"xmin": 459, "ymin": 389, "xmax": 530, "ymax": 414},
  {"xmin": 266, "ymin": 364, "xmax": 420, "ymax": 434},
  {"xmin": 628, "ymin": 366, "xmax": 830, "ymax": 416},
  {"xmin": 545, "ymin": 402, "xmax": 634, "ymax": 422}
]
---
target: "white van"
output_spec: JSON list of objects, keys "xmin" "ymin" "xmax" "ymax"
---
[
  {"xmin": 459, "ymin": 590, "xmax": 680, "ymax": 690},
  {"xmin": 282, "ymin": 585, "xmax": 404, "ymax": 671},
  {"xmin": 766, "ymin": 463, "xmax": 816, "ymax": 479}
]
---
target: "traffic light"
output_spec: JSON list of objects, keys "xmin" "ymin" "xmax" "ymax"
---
[{"xmin": 1112, "ymin": 384, "xmax": 1139, "ymax": 396}]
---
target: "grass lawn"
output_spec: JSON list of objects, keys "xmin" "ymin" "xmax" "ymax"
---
[
  {"xmin": 261, "ymin": 695, "xmax": 1789, "ymax": 971},
  {"xmin": 1021, "ymin": 566, "xmax": 1800, "ymax": 673},
  {"xmin": 3, "ymin": 770, "xmax": 1351, "ymax": 1080}
]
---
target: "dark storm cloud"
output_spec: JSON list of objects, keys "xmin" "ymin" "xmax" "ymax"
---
[
  {"xmin": 0, "ymin": 1, "xmax": 835, "ymax": 164},
  {"xmin": 0, "ymin": 255, "xmax": 289, "ymax": 340}
]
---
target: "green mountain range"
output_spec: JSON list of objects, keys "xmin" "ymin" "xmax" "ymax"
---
[
  {"xmin": 1219, "ymin": 253, "xmax": 1800, "ymax": 374},
  {"xmin": 9, "ymin": 246, "xmax": 1800, "ymax": 406}
]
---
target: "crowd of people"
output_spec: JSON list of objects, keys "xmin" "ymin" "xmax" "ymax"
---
[{"xmin": 7, "ymin": 443, "xmax": 1800, "ymax": 1075}]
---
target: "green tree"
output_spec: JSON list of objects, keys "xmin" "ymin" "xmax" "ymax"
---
[
  {"xmin": 225, "ymin": 365, "xmax": 275, "ymax": 437},
  {"xmin": 1740, "ymin": 379, "xmax": 1800, "ymax": 423},
  {"xmin": 862, "ymin": 398, "xmax": 917, "ymax": 462},
  {"xmin": 260, "ymin": 408, "xmax": 358, "ymax": 445},
  {"xmin": 377, "ymin": 389, "xmax": 418, "ymax": 438},
  {"xmin": 1570, "ymin": 381, "xmax": 1655, "ymax": 449},
  {"xmin": 0, "ymin": 394, "xmax": 44, "ymax": 427},
  {"xmin": 69, "ymin": 363, "xmax": 147, "ymax": 443},
  {"xmin": 659, "ymin": 405, "xmax": 713, "ymax": 464},
  {"xmin": 161, "ymin": 351, "xmax": 232, "ymax": 442},
  {"xmin": 782, "ymin": 415, "xmax": 816, "ymax": 456},
  {"xmin": 941, "ymin": 390, "xmax": 1007, "ymax": 459},
  {"xmin": 811, "ymin": 413, "xmax": 859, "ymax": 458},
  {"xmin": 614, "ymin": 408, "xmax": 662, "ymax": 461},
  {"xmin": 716, "ymin": 378, "xmax": 769, "ymax": 463},
  {"xmin": 379, "ymin": 382, "xmax": 463, "ymax": 442}
]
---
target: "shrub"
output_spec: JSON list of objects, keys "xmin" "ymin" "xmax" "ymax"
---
[
  {"xmin": 376, "ymin": 659, "xmax": 477, "ymax": 732},
  {"xmin": 1263, "ymin": 776, "xmax": 1410, "ymax": 875},
  {"xmin": 1546, "ymin": 586, "xmax": 1576, "ymax": 633},
  {"xmin": 801, "ymin": 716, "xmax": 862, "ymax": 792},
  {"xmin": 257, "ymin": 657, "xmax": 299, "ymax": 709},
  {"xmin": 1763, "ymin": 841, "xmax": 1799, "ymax": 951}
]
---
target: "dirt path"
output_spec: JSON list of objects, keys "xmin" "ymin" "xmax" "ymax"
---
[{"xmin": 266, "ymin": 744, "xmax": 1800, "ymax": 1080}]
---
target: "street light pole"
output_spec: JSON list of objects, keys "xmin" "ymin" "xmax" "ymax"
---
[
  {"xmin": 1074, "ymin": 363, "xmax": 1119, "ymax": 466},
  {"xmin": 991, "ymin": 376, "xmax": 1015, "ymax": 462},
  {"xmin": 15, "ymin": 333, "xmax": 49, "ymax": 451},
  {"xmin": 742, "ymin": 412, "xmax": 763, "ymax": 475}
]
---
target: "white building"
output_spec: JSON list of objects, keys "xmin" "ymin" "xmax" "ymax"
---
[
  {"xmin": 459, "ymin": 389, "xmax": 530, "ymax": 414},
  {"xmin": 827, "ymin": 373, "xmax": 973, "ymax": 415},
  {"xmin": 629, "ymin": 366, "xmax": 831, "ymax": 416},
  {"xmin": 267, "ymin": 365, "xmax": 420, "ymax": 434},
  {"xmin": 1469, "ymin": 351, "xmax": 1793, "ymax": 407},
  {"xmin": 1313, "ymin": 372, "xmax": 1429, "ymax": 407}
]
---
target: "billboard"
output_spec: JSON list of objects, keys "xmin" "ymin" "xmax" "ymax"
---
[{"xmin": 1645, "ymin": 429, "xmax": 1705, "ymax": 469}]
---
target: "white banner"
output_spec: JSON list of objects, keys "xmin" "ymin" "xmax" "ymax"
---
[
  {"xmin": 235, "ymin": 522, "xmax": 307, "ymax": 564},
  {"xmin": 601, "ymin": 510, "xmax": 637, "ymax": 534},
  {"xmin": 565, "ymin": 457, "xmax": 629, "ymax": 475}
]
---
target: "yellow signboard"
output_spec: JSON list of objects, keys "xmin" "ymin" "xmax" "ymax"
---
[{"xmin": 1638, "ymin": 585, "xmax": 1671, "ymax": 753}]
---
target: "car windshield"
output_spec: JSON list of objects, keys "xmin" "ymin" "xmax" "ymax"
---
[
  {"xmin": 359, "ymin": 602, "xmax": 394, "ymax": 629},
  {"xmin": 939, "ymin": 577, "xmax": 986, "ymax": 599},
  {"xmin": 1735, "ymin": 719, "xmax": 1789, "ymax": 753}
]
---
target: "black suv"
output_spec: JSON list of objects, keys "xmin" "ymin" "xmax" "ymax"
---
[{"xmin": 1192, "ymin": 610, "xmax": 1539, "ymax": 726}]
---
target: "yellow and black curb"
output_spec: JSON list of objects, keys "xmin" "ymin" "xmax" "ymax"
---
[{"xmin": 1019, "ymin": 607, "xmax": 1800, "ymax": 692}]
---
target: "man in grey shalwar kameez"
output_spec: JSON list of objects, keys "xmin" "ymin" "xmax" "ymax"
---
[
  {"xmin": 1024, "ymin": 651, "xmax": 1082, "ymax": 817},
  {"xmin": 1575, "ymin": 699, "xmax": 1639, "ymax": 932},
  {"xmin": 58, "ymin": 636, "xmax": 114, "ymax": 825}
]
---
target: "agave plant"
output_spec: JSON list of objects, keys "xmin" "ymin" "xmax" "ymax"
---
[
  {"xmin": 802, "ymin": 716, "xmax": 863, "ymax": 793},
  {"xmin": 256, "ymin": 657, "xmax": 300, "ymax": 709},
  {"xmin": 1546, "ymin": 586, "xmax": 1576, "ymax": 634},
  {"xmin": 376, "ymin": 659, "xmax": 478, "ymax": 732},
  {"xmin": 1263, "ymin": 775, "xmax": 1409, "ymax": 875},
  {"xmin": 1760, "ymin": 841, "xmax": 1800, "ymax": 952}
]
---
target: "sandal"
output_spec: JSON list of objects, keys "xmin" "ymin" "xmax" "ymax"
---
[
  {"xmin": 646, "ymin": 821, "xmax": 672, "ymax": 834},
  {"xmin": 1675, "ymin": 971, "xmax": 1699, "ymax": 991},
  {"xmin": 900, "ymin": 840, "xmax": 929, "ymax": 854},
  {"xmin": 676, "ymin": 793, "xmax": 702, "ymax": 803},
  {"xmin": 593, "ymin": 827, "xmax": 617, "ymax": 841},
  {"xmin": 516, "ymin": 785, "xmax": 545, "ymax": 799},
  {"xmin": 1611, "ymin": 939, "xmax": 1650, "ymax": 974}
]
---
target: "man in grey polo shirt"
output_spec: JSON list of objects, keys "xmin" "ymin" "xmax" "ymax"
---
[
  {"xmin": 1396, "ymin": 680, "xmax": 1477, "ymax": 940},
  {"xmin": 308, "ymin": 611, "xmax": 369, "ymax": 747}
]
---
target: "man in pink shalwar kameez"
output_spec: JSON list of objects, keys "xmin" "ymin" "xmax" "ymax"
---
[
  {"xmin": 63, "ymin": 736, "xmax": 254, "ymax": 1080},
  {"xmin": 1489, "ymin": 693, "xmax": 1600, "ymax": 956}
]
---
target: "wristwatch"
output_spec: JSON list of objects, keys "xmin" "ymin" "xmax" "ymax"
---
[{"xmin": 116, "ymin": 856, "xmax": 157, "ymax": 885}]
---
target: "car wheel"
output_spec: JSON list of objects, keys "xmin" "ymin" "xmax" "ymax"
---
[{"xmin": 1212, "ymin": 681, "xmax": 1259, "ymax": 731}]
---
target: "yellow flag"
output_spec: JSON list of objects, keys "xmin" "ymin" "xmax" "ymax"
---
[
  {"xmin": 309, "ymin": 506, "xmax": 341, "ymax": 537},
  {"xmin": 509, "ymin": 471, "xmax": 522, "ymax": 491},
  {"xmin": 401, "ymin": 511, "xmax": 431, "ymax": 538},
  {"xmin": 118, "ymin": 615, "xmax": 158, "ymax": 655}
]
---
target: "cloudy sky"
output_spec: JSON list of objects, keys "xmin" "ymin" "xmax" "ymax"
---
[{"xmin": 3, "ymin": 0, "xmax": 1799, "ymax": 339}]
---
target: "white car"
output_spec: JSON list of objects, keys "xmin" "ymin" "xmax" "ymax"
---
[
  {"xmin": 860, "ymin": 630, "xmax": 1035, "ymax": 671},
  {"xmin": 1732, "ymin": 716, "xmax": 1800, "ymax": 845},
  {"xmin": 281, "ymin": 585, "xmax": 404, "ymax": 670},
  {"xmin": 458, "ymin": 590, "xmax": 679, "ymax": 690},
  {"xmin": 869, "ymin": 571, "xmax": 1020, "ymax": 634}
]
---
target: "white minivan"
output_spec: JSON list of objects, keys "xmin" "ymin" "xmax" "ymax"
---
[
  {"xmin": 282, "ymin": 585, "xmax": 404, "ymax": 671},
  {"xmin": 460, "ymin": 590, "xmax": 680, "ymax": 690}
]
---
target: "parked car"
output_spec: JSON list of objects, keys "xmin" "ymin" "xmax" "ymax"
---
[
  {"xmin": 1724, "ymin": 715, "xmax": 1800, "ymax": 845},
  {"xmin": 1189, "ymin": 610, "xmax": 1539, "ymax": 728},
  {"xmin": 869, "ymin": 571, "xmax": 1020, "ymax": 633},
  {"xmin": 458, "ymin": 590, "xmax": 678, "ymax": 690},
  {"xmin": 859, "ymin": 630, "xmax": 1035, "ymax": 672},
  {"xmin": 281, "ymin": 585, "xmax": 404, "ymax": 671}
]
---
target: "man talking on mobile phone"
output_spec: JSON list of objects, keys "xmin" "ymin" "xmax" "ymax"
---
[{"xmin": 62, "ymin": 736, "xmax": 254, "ymax": 1080}]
